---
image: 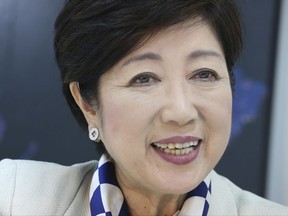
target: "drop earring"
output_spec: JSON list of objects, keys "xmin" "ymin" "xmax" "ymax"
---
[{"xmin": 89, "ymin": 128, "xmax": 99, "ymax": 142}]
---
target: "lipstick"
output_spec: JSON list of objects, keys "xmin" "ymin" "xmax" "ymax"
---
[
  {"xmin": 152, "ymin": 136, "xmax": 201, "ymax": 165},
  {"xmin": 154, "ymin": 136, "xmax": 200, "ymax": 144}
]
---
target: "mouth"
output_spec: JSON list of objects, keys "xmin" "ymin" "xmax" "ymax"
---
[{"xmin": 152, "ymin": 140, "xmax": 201, "ymax": 156}]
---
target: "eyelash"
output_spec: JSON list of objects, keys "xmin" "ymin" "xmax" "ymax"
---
[
  {"xmin": 191, "ymin": 69, "xmax": 219, "ymax": 82},
  {"xmin": 129, "ymin": 69, "xmax": 219, "ymax": 87},
  {"xmin": 129, "ymin": 72, "xmax": 159, "ymax": 87}
]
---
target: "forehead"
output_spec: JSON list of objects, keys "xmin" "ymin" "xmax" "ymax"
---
[{"xmin": 117, "ymin": 20, "xmax": 225, "ymax": 67}]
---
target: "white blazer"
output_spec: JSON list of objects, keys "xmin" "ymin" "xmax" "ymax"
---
[{"xmin": 0, "ymin": 159, "xmax": 287, "ymax": 215}]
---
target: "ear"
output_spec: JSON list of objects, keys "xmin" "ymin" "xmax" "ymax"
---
[{"xmin": 69, "ymin": 82, "xmax": 97, "ymax": 125}]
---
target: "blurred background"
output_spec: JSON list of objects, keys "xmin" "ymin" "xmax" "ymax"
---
[{"xmin": 0, "ymin": 0, "xmax": 287, "ymax": 206}]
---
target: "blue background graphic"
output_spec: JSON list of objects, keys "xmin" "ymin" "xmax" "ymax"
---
[{"xmin": 231, "ymin": 68, "xmax": 267, "ymax": 140}]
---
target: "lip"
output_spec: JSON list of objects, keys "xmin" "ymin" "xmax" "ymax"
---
[
  {"xmin": 153, "ymin": 143, "xmax": 200, "ymax": 165},
  {"xmin": 152, "ymin": 136, "xmax": 202, "ymax": 165},
  {"xmin": 153, "ymin": 136, "xmax": 200, "ymax": 144}
]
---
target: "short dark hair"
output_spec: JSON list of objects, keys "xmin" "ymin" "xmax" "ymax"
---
[{"xmin": 54, "ymin": 0, "xmax": 242, "ymax": 153}]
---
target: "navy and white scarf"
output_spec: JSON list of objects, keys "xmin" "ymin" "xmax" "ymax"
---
[{"xmin": 90, "ymin": 154, "xmax": 212, "ymax": 216}]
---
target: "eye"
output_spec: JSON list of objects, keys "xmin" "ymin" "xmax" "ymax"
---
[
  {"xmin": 129, "ymin": 72, "xmax": 159, "ymax": 87},
  {"xmin": 192, "ymin": 69, "xmax": 218, "ymax": 82}
]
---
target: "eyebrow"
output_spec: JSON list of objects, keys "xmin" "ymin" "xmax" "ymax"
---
[
  {"xmin": 121, "ymin": 52, "xmax": 162, "ymax": 67},
  {"xmin": 121, "ymin": 49, "xmax": 224, "ymax": 68},
  {"xmin": 187, "ymin": 50, "xmax": 224, "ymax": 62}
]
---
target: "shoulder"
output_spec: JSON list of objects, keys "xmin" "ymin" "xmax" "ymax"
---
[
  {"xmin": 0, "ymin": 158, "xmax": 97, "ymax": 215},
  {"xmin": 209, "ymin": 170, "xmax": 288, "ymax": 215}
]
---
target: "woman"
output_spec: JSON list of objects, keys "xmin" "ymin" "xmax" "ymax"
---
[{"xmin": 1, "ymin": 0, "xmax": 288, "ymax": 215}]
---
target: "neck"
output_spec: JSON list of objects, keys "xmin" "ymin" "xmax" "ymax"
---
[
  {"xmin": 123, "ymin": 187, "xmax": 186, "ymax": 216},
  {"xmin": 113, "ymin": 160, "xmax": 193, "ymax": 216}
]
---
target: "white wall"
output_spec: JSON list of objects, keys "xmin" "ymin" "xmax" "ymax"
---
[{"xmin": 266, "ymin": 0, "xmax": 288, "ymax": 206}]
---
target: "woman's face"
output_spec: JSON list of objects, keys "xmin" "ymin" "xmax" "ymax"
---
[{"xmin": 94, "ymin": 21, "xmax": 232, "ymax": 195}]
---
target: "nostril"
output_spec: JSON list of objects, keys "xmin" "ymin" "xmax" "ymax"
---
[{"xmin": 160, "ymin": 104, "xmax": 198, "ymax": 126}]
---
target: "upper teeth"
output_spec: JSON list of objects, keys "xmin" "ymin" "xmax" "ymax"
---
[{"xmin": 154, "ymin": 141, "xmax": 198, "ymax": 149}]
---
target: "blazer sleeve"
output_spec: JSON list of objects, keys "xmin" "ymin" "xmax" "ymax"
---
[{"xmin": 0, "ymin": 159, "xmax": 17, "ymax": 216}]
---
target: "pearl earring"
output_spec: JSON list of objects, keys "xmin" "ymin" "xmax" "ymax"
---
[{"xmin": 89, "ymin": 128, "xmax": 99, "ymax": 141}]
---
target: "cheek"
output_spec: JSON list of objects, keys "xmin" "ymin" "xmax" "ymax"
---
[
  {"xmin": 207, "ymin": 89, "xmax": 232, "ymax": 144},
  {"xmin": 99, "ymin": 92, "xmax": 154, "ymax": 145},
  {"xmin": 200, "ymin": 87, "xmax": 232, "ymax": 140},
  {"xmin": 211, "ymin": 87, "xmax": 232, "ymax": 120},
  {"xmin": 99, "ymin": 99, "xmax": 129, "ymax": 157},
  {"xmin": 201, "ymin": 89, "xmax": 232, "ymax": 170},
  {"xmin": 216, "ymin": 94, "xmax": 232, "ymax": 131},
  {"xmin": 100, "ymin": 99, "xmax": 130, "ymax": 146},
  {"xmin": 102, "ymin": 101, "xmax": 124, "ymax": 134}
]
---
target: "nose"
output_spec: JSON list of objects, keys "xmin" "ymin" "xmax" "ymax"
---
[{"xmin": 160, "ymin": 83, "xmax": 199, "ymax": 126}]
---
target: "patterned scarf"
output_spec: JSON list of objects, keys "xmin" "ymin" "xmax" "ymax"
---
[{"xmin": 90, "ymin": 154, "xmax": 212, "ymax": 216}]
